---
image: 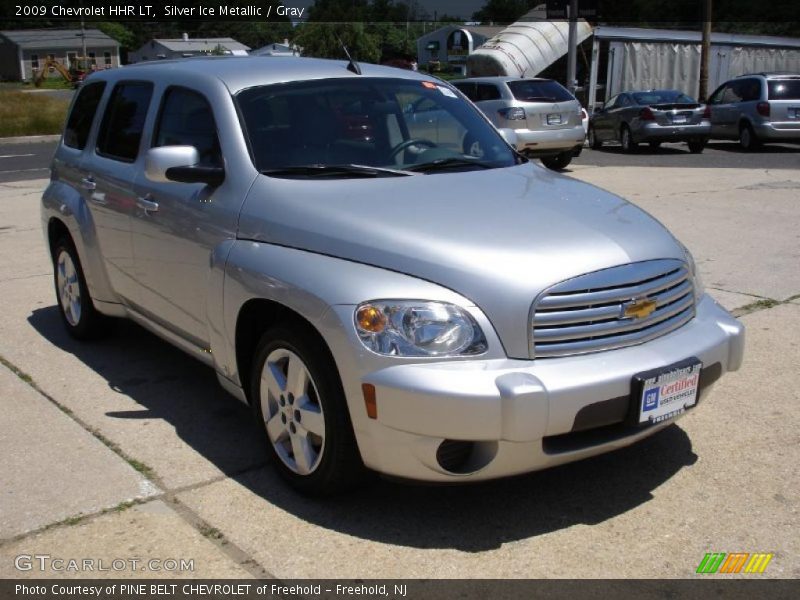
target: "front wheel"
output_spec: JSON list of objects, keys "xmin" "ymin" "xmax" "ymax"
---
[
  {"xmin": 540, "ymin": 151, "xmax": 573, "ymax": 171},
  {"xmin": 251, "ymin": 326, "xmax": 365, "ymax": 495},
  {"xmin": 52, "ymin": 237, "xmax": 105, "ymax": 339}
]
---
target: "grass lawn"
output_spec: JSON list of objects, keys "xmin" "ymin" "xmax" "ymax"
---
[{"xmin": 0, "ymin": 91, "xmax": 70, "ymax": 137}]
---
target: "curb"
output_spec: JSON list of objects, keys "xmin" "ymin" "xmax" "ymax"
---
[{"xmin": 0, "ymin": 134, "xmax": 61, "ymax": 144}]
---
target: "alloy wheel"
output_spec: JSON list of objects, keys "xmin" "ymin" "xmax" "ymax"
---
[
  {"xmin": 56, "ymin": 249, "xmax": 82, "ymax": 326},
  {"xmin": 259, "ymin": 348, "xmax": 326, "ymax": 475}
]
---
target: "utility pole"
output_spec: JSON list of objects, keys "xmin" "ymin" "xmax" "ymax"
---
[
  {"xmin": 566, "ymin": 0, "xmax": 578, "ymax": 95},
  {"xmin": 699, "ymin": 0, "xmax": 712, "ymax": 101}
]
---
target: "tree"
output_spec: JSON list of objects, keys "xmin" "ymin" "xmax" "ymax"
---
[{"xmin": 294, "ymin": 23, "xmax": 381, "ymax": 64}]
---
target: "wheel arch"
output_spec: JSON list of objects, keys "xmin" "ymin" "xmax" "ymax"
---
[
  {"xmin": 234, "ymin": 298, "xmax": 337, "ymax": 406},
  {"xmin": 47, "ymin": 217, "xmax": 72, "ymax": 258},
  {"xmin": 41, "ymin": 181, "xmax": 117, "ymax": 306}
]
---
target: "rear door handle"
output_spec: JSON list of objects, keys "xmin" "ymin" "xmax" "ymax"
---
[
  {"xmin": 81, "ymin": 177, "xmax": 96, "ymax": 190},
  {"xmin": 136, "ymin": 196, "xmax": 159, "ymax": 213}
]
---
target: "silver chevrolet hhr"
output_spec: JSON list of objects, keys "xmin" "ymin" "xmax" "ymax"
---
[{"xmin": 42, "ymin": 57, "xmax": 744, "ymax": 494}]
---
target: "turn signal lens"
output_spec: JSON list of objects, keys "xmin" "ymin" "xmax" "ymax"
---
[
  {"xmin": 362, "ymin": 384, "xmax": 377, "ymax": 419},
  {"xmin": 356, "ymin": 304, "xmax": 387, "ymax": 333}
]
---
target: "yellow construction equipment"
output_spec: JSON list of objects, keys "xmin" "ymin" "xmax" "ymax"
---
[{"xmin": 33, "ymin": 57, "xmax": 88, "ymax": 87}]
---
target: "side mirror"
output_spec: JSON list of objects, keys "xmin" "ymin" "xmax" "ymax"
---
[
  {"xmin": 595, "ymin": 102, "xmax": 605, "ymax": 112},
  {"xmin": 497, "ymin": 128, "xmax": 518, "ymax": 149},
  {"xmin": 144, "ymin": 146, "xmax": 224, "ymax": 186}
]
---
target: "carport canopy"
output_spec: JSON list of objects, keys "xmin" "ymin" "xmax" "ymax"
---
[{"xmin": 467, "ymin": 19, "xmax": 593, "ymax": 77}]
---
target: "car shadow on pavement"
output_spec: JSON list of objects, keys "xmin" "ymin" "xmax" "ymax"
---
[
  {"xmin": 706, "ymin": 141, "xmax": 800, "ymax": 153},
  {"xmin": 27, "ymin": 306, "xmax": 269, "ymax": 478},
  {"xmin": 29, "ymin": 305, "xmax": 698, "ymax": 553},
  {"xmin": 593, "ymin": 145, "xmax": 690, "ymax": 156}
]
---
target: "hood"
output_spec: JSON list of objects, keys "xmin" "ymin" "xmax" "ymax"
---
[{"xmin": 238, "ymin": 163, "xmax": 685, "ymax": 358}]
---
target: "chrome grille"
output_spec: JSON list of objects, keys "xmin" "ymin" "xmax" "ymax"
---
[{"xmin": 531, "ymin": 260, "xmax": 696, "ymax": 358}]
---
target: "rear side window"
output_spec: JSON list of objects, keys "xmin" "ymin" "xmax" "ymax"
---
[
  {"xmin": 64, "ymin": 82, "xmax": 106, "ymax": 150},
  {"xmin": 768, "ymin": 79, "xmax": 800, "ymax": 100},
  {"xmin": 96, "ymin": 82, "xmax": 153, "ymax": 162},
  {"xmin": 508, "ymin": 80, "xmax": 574, "ymax": 103},
  {"xmin": 154, "ymin": 87, "xmax": 221, "ymax": 167},
  {"xmin": 736, "ymin": 79, "xmax": 762, "ymax": 102},
  {"xmin": 476, "ymin": 84, "xmax": 501, "ymax": 101},
  {"xmin": 453, "ymin": 82, "xmax": 477, "ymax": 101}
]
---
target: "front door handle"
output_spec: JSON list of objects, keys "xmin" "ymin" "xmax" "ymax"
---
[
  {"xmin": 81, "ymin": 177, "xmax": 96, "ymax": 191},
  {"xmin": 136, "ymin": 196, "xmax": 159, "ymax": 213}
]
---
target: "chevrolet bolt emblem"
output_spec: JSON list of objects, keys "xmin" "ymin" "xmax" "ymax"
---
[{"xmin": 622, "ymin": 298, "xmax": 657, "ymax": 319}]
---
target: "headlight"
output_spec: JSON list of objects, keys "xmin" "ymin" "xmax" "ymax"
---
[
  {"xmin": 682, "ymin": 246, "xmax": 705, "ymax": 301},
  {"xmin": 354, "ymin": 300, "xmax": 487, "ymax": 357}
]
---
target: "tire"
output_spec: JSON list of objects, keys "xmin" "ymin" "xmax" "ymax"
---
[
  {"xmin": 52, "ymin": 236, "xmax": 104, "ymax": 339},
  {"xmin": 739, "ymin": 123, "xmax": 760, "ymax": 151},
  {"xmin": 687, "ymin": 140, "xmax": 706, "ymax": 154},
  {"xmin": 588, "ymin": 126, "xmax": 602, "ymax": 149},
  {"xmin": 250, "ymin": 325, "xmax": 365, "ymax": 495},
  {"xmin": 648, "ymin": 141, "xmax": 662, "ymax": 150},
  {"xmin": 620, "ymin": 125, "xmax": 638, "ymax": 153},
  {"xmin": 540, "ymin": 150, "xmax": 573, "ymax": 171}
]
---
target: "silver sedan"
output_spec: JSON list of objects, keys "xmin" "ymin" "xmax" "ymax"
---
[{"xmin": 589, "ymin": 90, "xmax": 711, "ymax": 153}]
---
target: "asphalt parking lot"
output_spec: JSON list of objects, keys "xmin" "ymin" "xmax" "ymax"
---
[{"xmin": 0, "ymin": 141, "xmax": 798, "ymax": 580}]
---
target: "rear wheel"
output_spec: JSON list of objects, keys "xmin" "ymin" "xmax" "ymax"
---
[
  {"xmin": 52, "ymin": 236, "xmax": 104, "ymax": 339},
  {"xmin": 688, "ymin": 139, "xmax": 706, "ymax": 154},
  {"xmin": 588, "ymin": 126, "xmax": 602, "ymax": 149},
  {"xmin": 620, "ymin": 125, "xmax": 638, "ymax": 153},
  {"xmin": 739, "ymin": 123, "xmax": 760, "ymax": 151},
  {"xmin": 540, "ymin": 150, "xmax": 573, "ymax": 171},
  {"xmin": 251, "ymin": 325, "xmax": 365, "ymax": 495}
]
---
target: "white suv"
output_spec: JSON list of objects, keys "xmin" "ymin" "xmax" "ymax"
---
[{"xmin": 453, "ymin": 76, "xmax": 585, "ymax": 170}]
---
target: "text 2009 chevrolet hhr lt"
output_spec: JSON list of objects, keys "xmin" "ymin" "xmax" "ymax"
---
[{"xmin": 42, "ymin": 57, "xmax": 744, "ymax": 494}]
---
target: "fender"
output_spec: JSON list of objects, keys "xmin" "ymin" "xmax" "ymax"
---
[
  {"xmin": 41, "ymin": 179, "xmax": 123, "ymax": 315},
  {"xmin": 216, "ymin": 241, "xmax": 501, "ymax": 404}
]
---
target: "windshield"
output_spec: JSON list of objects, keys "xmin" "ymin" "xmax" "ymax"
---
[
  {"xmin": 507, "ymin": 79, "xmax": 574, "ymax": 103},
  {"xmin": 236, "ymin": 77, "xmax": 518, "ymax": 177},
  {"xmin": 632, "ymin": 91, "xmax": 697, "ymax": 105}
]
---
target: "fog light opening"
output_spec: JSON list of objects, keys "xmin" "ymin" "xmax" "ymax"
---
[{"xmin": 435, "ymin": 439, "xmax": 498, "ymax": 474}]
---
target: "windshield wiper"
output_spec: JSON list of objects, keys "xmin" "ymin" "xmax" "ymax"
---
[
  {"xmin": 260, "ymin": 164, "xmax": 417, "ymax": 178},
  {"xmin": 405, "ymin": 157, "xmax": 496, "ymax": 173}
]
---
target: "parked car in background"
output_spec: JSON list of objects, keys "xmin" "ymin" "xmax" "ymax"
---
[
  {"xmin": 706, "ymin": 72, "xmax": 800, "ymax": 150},
  {"xmin": 43, "ymin": 57, "xmax": 744, "ymax": 495},
  {"xmin": 453, "ymin": 76, "xmax": 585, "ymax": 170},
  {"xmin": 588, "ymin": 90, "xmax": 710, "ymax": 153}
]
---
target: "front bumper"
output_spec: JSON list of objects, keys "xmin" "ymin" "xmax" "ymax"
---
[
  {"xmin": 353, "ymin": 295, "xmax": 744, "ymax": 482},
  {"xmin": 634, "ymin": 121, "xmax": 711, "ymax": 142}
]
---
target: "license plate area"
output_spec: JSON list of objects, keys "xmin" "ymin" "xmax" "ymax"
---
[
  {"xmin": 672, "ymin": 114, "xmax": 688, "ymax": 124},
  {"xmin": 546, "ymin": 113, "xmax": 562, "ymax": 125},
  {"xmin": 789, "ymin": 107, "xmax": 800, "ymax": 119},
  {"xmin": 630, "ymin": 358, "xmax": 702, "ymax": 425}
]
